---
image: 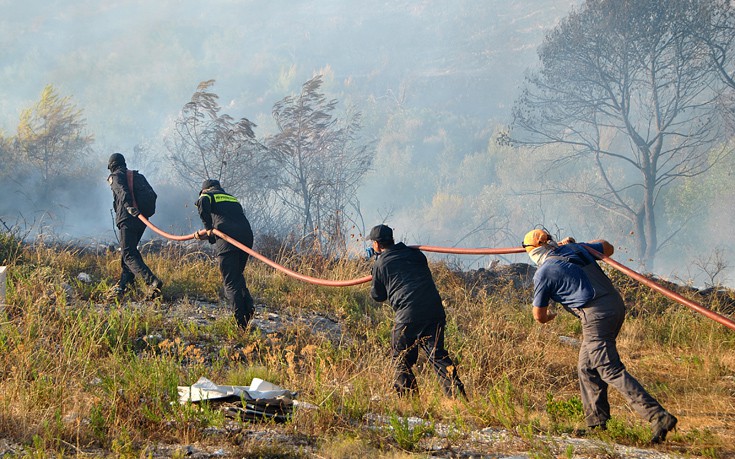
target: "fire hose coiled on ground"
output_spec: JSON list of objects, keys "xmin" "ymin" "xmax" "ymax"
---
[{"xmin": 138, "ymin": 215, "xmax": 735, "ymax": 331}]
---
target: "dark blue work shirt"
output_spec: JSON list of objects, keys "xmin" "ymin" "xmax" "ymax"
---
[
  {"xmin": 370, "ymin": 242, "xmax": 446, "ymax": 324},
  {"xmin": 532, "ymin": 242, "xmax": 604, "ymax": 309}
]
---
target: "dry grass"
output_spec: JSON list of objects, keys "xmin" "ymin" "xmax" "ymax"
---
[{"xmin": 0, "ymin": 237, "xmax": 733, "ymax": 457}]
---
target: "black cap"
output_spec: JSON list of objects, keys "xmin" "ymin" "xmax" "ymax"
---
[
  {"xmin": 108, "ymin": 153, "xmax": 126, "ymax": 171},
  {"xmin": 201, "ymin": 179, "xmax": 222, "ymax": 191},
  {"xmin": 368, "ymin": 224, "xmax": 393, "ymax": 242}
]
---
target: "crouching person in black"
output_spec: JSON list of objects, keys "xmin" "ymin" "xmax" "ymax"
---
[
  {"xmin": 107, "ymin": 153, "xmax": 163, "ymax": 300},
  {"xmin": 195, "ymin": 179, "xmax": 255, "ymax": 330},
  {"xmin": 368, "ymin": 224, "xmax": 466, "ymax": 399}
]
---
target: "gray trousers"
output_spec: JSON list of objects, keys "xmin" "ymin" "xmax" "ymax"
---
[{"xmin": 572, "ymin": 296, "xmax": 666, "ymax": 427}]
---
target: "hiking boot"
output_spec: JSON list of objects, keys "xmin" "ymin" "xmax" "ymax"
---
[
  {"xmin": 145, "ymin": 279, "xmax": 163, "ymax": 300},
  {"xmin": 571, "ymin": 423, "xmax": 606, "ymax": 437},
  {"xmin": 106, "ymin": 284, "xmax": 126, "ymax": 301},
  {"xmin": 650, "ymin": 412, "xmax": 677, "ymax": 444}
]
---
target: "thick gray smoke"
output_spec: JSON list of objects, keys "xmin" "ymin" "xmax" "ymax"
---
[{"xmin": 2, "ymin": 0, "xmax": 732, "ymax": 288}]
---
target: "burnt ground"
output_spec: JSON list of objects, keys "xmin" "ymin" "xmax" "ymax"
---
[{"xmin": 456, "ymin": 262, "xmax": 735, "ymax": 316}]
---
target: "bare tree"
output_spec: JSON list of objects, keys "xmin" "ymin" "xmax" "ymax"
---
[
  {"xmin": 165, "ymin": 80, "xmax": 274, "ymax": 227},
  {"xmin": 505, "ymin": 0, "xmax": 731, "ymax": 270},
  {"xmin": 167, "ymin": 80, "xmax": 263, "ymax": 191},
  {"xmin": 687, "ymin": 1, "xmax": 735, "ymax": 132},
  {"xmin": 693, "ymin": 247, "xmax": 730, "ymax": 288},
  {"xmin": 690, "ymin": 1, "xmax": 735, "ymax": 88},
  {"xmin": 266, "ymin": 75, "xmax": 372, "ymax": 253},
  {"xmin": 314, "ymin": 106, "xmax": 372, "ymax": 254}
]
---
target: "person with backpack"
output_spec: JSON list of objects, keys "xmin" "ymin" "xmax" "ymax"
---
[
  {"xmin": 522, "ymin": 228, "xmax": 677, "ymax": 443},
  {"xmin": 107, "ymin": 153, "xmax": 163, "ymax": 300},
  {"xmin": 194, "ymin": 179, "xmax": 255, "ymax": 331}
]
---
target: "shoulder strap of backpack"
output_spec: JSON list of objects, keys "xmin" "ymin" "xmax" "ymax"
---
[{"xmin": 126, "ymin": 170, "xmax": 138, "ymax": 209}]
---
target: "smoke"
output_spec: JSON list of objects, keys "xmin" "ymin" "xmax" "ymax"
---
[{"xmin": 4, "ymin": 0, "xmax": 733, "ymax": 288}]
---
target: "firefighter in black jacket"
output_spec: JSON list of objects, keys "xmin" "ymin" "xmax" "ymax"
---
[
  {"xmin": 107, "ymin": 153, "xmax": 163, "ymax": 299},
  {"xmin": 195, "ymin": 179, "xmax": 255, "ymax": 330},
  {"xmin": 368, "ymin": 224, "xmax": 466, "ymax": 399}
]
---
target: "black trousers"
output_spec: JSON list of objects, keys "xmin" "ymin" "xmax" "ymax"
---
[
  {"xmin": 218, "ymin": 250, "xmax": 254, "ymax": 330},
  {"xmin": 118, "ymin": 220, "xmax": 157, "ymax": 287},
  {"xmin": 391, "ymin": 319, "xmax": 466, "ymax": 398}
]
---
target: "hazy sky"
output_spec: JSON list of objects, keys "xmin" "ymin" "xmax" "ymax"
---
[
  {"xmin": 3, "ymin": 0, "xmax": 734, "ymax": 290},
  {"xmin": 40, "ymin": 2, "xmax": 735, "ymax": 272},
  {"xmin": 1, "ymin": 0, "xmax": 576, "ymax": 231},
  {"xmin": 1, "ymin": 0, "xmax": 576, "ymax": 144}
]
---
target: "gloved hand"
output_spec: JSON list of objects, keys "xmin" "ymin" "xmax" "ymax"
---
[
  {"xmin": 195, "ymin": 229, "xmax": 216, "ymax": 242},
  {"xmin": 365, "ymin": 247, "xmax": 376, "ymax": 259},
  {"xmin": 126, "ymin": 206, "xmax": 140, "ymax": 217}
]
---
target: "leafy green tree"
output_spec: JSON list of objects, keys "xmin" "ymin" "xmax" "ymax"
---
[
  {"xmin": 15, "ymin": 85, "xmax": 94, "ymax": 200},
  {"xmin": 663, "ymin": 141, "xmax": 735, "ymax": 282},
  {"xmin": 266, "ymin": 75, "xmax": 372, "ymax": 253},
  {"xmin": 506, "ymin": 0, "xmax": 732, "ymax": 270}
]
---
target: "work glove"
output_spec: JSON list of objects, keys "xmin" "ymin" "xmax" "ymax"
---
[
  {"xmin": 195, "ymin": 229, "xmax": 215, "ymax": 242},
  {"xmin": 195, "ymin": 229, "xmax": 216, "ymax": 243},
  {"xmin": 365, "ymin": 247, "xmax": 376, "ymax": 259},
  {"xmin": 126, "ymin": 206, "xmax": 140, "ymax": 217}
]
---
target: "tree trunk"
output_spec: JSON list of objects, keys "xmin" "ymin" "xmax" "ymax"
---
[
  {"xmin": 301, "ymin": 179, "xmax": 313, "ymax": 239},
  {"xmin": 642, "ymin": 185, "xmax": 657, "ymax": 272},
  {"xmin": 634, "ymin": 210, "xmax": 648, "ymax": 271},
  {"xmin": 636, "ymin": 166, "xmax": 658, "ymax": 272}
]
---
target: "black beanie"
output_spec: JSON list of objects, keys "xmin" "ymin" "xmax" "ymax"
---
[{"xmin": 201, "ymin": 179, "xmax": 222, "ymax": 191}]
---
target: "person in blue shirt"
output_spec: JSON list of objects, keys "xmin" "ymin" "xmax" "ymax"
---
[{"xmin": 523, "ymin": 228, "xmax": 677, "ymax": 444}]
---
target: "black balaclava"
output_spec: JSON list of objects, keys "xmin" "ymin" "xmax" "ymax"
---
[{"xmin": 108, "ymin": 153, "xmax": 126, "ymax": 171}]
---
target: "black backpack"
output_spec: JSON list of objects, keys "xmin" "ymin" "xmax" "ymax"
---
[{"xmin": 126, "ymin": 170, "xmax": 157, "ymax": 218}]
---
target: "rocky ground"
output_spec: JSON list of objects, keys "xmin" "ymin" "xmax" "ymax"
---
[
  {"xmin": 4, "ymin": 262, "xmax": 730, "ymax": 458},
  {"xmin": 166, "ymin": 303, "xmax": 687, "ymax": 458},
  {"xmin": 13, "ymin": 297, "xmax": 687, "ymax": 458}
]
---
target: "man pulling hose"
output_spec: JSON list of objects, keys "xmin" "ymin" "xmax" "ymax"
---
[
  {"xmin": 523, "ymin": 228, "xmax": 677, "ymax": 443},
  {"xmin": 195, "ymin": 179, "xmax": 255, "ymax": 330}
]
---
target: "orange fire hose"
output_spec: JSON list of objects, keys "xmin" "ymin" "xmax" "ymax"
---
[
  {"xmin": 414, "ymin": 245, "xmax": 526, "ymax": 255},
  {"xmin": 139, "ymin": 215, "xmax": 372, "ymax": 287},
  {"xmin": 211, "ymin": 228, "xmax": 373, "ymax": 287},
  {"xmin": 139, "ymin": 216, "xmax": 524, "ymax": 285},
  {"xmin": 138, "ymin": 215, "xmax": 734, "ymax": 330},
  {"xmin": 583, "ymin": 246, "xmax": 735, "ymax": 332}
]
